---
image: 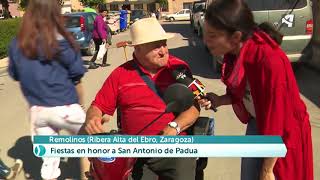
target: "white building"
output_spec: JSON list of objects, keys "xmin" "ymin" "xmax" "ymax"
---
[{"xmin": 61, "ymin": 0, "xmax": 72, "ymax": 14}]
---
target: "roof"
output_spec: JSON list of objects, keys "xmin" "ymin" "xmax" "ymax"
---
[{"xmin": 63, "ymin": 12, "xmax": 97, "ymax": 17}]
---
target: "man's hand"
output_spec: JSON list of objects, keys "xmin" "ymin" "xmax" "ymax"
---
[
  {"xmin": 83, "ymin": 106, "xmax": 109, "ymax": 135},
  {"xmin": 260, "ymin": 158, "xmax": 277, "ymax": 180},
  {"xmin": 85, "ymin": 116, "xmax": 107, "ymax": 134},
  {"xmin": 159, "ymin": 126, "xmax": 179, "ymax": 136}
]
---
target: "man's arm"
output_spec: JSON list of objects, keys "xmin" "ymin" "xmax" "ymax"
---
[
  {"xmin": 260, "ymin": 158, "xmax": 277, "ymax": 180},
  {"xmin": 161, "ymin": 102, "xmax": 200, "ymax": 135},
  {"xmin": 78, "ymin": 105, "xmax": 111, "ymax": 135}
]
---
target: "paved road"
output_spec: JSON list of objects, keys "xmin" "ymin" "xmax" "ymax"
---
[{"xmin": 0, "ymin": 21, "xmax": 319, "ymax": 180}]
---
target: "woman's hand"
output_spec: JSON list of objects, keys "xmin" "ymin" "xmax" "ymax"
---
[
  {"xmin": 260, "ymin": 170, "xmax": 275, "ymax": 180},
  {"xmin": 197, "ymin": 92, "xmax": 221, "ymax": 110}
]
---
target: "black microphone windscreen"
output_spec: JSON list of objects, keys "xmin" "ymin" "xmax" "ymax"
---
[{"xmin": 172, "ymin": 69, "xmax": 194, "ymax": 86}]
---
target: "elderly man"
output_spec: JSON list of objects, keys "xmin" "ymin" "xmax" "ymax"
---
[{"xmin": 82, "ymin": 18, "xmax": 200, "ymax": 180}]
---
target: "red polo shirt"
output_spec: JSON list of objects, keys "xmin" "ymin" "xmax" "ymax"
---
[{"xmin": 92, "ymin": 55, "xmax": 190, "ymax": 135}]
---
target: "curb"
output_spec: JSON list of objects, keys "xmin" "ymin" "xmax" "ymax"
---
[
  {"xmin": 0, "ymin": 58, "xmax": 8, "ymax": 76},
  {"xmin": 0, "ymin": 57, "xmax": 8, "ymax": 68}
]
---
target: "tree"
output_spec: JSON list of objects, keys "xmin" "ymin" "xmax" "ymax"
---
[
  {"xmin": 0, "ymin": 0, "xmax": 10, "ymax": 18},
  {"xmin": 79, "ymin": 0, "xmax": 105, "ymax": 7},
  {"xmin": 157, "ymin": 0, "xmax": 168, "ymax": 11}
]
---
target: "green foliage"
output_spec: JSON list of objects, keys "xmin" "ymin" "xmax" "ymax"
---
[
  {"xmin": 19, "ymin": 0, "xmax": 28, "ymax": 10},
  {"xmin": 79, "ymin": 0, "xmax": 105, "ymax": 7},
  {"xmin": 157, "ymin": 0, "xmax": 168, "ymax": 8},
  {"xmin": 0, "ymin": 18, "xmax": 21, "ymax": 59}
]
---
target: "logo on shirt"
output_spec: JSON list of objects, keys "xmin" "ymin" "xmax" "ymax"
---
[{"xmin": 98, "ymin": 157, "xmax": 116, "ymax": 163}]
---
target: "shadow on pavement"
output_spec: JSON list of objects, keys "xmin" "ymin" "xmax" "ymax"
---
[
  {"xmin": 162, "ymin": 23, "xmax": 221, "ymax": 79},
  {"xmin": 7, "ymin": 136, "xmax": 82, "ymax": 180}
]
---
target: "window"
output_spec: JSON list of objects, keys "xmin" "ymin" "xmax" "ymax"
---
[
  {"xmin": 64, "ymin": 16, "xmax": 81, "ymax": 28},
  {"xmin": 183, "ymin": 2, "xmax": 193, "ymax": 10},
  {"xmin": 134, "ymin": 4, "xmax": 143, "ymax": 10},
  {"xmin": 110, "ymin": 4, "xmax": 118, "ymax": 11},
  {"xmin": 178, "ymin": 10, "xmax": 185, "ymax": 14},
  {"xmin": 186, "ymin": 10, "xmax": 191, "ymax": 14},
  {"xmin": 244, "ymin": 0, "xmax": 307, "ymax": 11},
  {"xmin": 162, "ymin": 4, "xmax": 169, "ymax": 12},
  {"xmin": 147, "ymin": 3, "xmax": 156, "ymax": 12}
]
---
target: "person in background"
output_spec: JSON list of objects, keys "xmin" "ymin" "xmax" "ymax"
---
[
  {"xmin": 0, "ymin": 158, "xmax": 23, "ymax": 179},
  {"xmin": 198, "ymin": 0, "xmax": 313, "ymax": 180},
  {"xmin": 8, "ymin": 0, "xmax": 88, "ymax": 179},
  {"xmin": 88, "ymin": 4, "xmax": 110, "ymax": 69},
  {"xmin": 155, "ymin": 8, "xmax": 160, "ymax": 20}
]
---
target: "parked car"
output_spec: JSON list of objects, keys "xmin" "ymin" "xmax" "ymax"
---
[
  {"xmin": 64, "ymin": 12, "xmax": 97, "ymax": 56},
  {"xmin": 130, "ymin": 9, "xmax": 151, "ymax": 24},
  {"xmin": 107, "ymin": 11, "xmax": 121, "ymax": 35},
  {"xmin": 164, "ymin": 9, "xmax": 191, "ymax": 22},
  {"xmin": 204, "ymin": 0, "xmax": 313, "ymax": 72},
  {"xmin": 190, "ymin": 0, "xmax": 206, "ymax": 28}
]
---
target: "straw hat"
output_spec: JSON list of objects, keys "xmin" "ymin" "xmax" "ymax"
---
[{"xmin": 130, "ymin": 18, "xmax": 175, "ymax": 46}]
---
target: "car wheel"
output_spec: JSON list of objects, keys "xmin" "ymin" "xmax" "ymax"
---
[
  {"xmin": 86, "ymin": 39, "xmax": 96, "ymax": 56},
  {"xmin": 169, "ymin": 17, "xmax": 174, "ymax": 22}
]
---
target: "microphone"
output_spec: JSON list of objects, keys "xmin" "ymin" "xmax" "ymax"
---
[{"xmin": 172, "ymin": 67, "xmax": 217, "ymax": 112}]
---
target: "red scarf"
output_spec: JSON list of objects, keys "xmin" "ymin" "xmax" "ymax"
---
[{"xmin": 221, "ymin": 30, "xmax": 279, "ymax": 123}]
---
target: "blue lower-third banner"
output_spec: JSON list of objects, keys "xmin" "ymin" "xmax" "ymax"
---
[{"xmin": 33, "ymin": 135, "xmax": 287, "ymax": 158}]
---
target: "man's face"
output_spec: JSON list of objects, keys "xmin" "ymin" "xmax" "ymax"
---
[{"xmin": 135, "ymin": 40, "xmax": 169, "ymax": 69}]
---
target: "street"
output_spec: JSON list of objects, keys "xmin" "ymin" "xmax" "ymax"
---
[{"xmin": 0, "ymin": 21, "xmax": 319, "ymax": 180}]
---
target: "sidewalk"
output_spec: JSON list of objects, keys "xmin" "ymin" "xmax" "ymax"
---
[{"xmin": 0, "ymin": 57, "xmax": 8, "ymax": 75}]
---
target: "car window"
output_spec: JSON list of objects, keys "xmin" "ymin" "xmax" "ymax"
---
[
  {"xmin": 186, "ymin": 10, "xmax": 191, "ymax": 14},
  {"xmin": 87, "ymin": 15, "xmax": 94, "ymax": 25},
  {"xmin": 64, "ymin": 16, "xmax": 80, "ymax": 28},
  {"xmin": 265, "ymin": 0, "xmax": 307, "ymax": 10},
  {"xmin": 132, "ymin": 10, "xmax": 143, "ymax": 17},
  {"xmin": 195, "ymin": 4, "xmax": 205, "ymax": 13},
  {"xmin": 87, "ymin": 15, "xmax": 94, "ymax": 31},
  {"xmin": 245, "ymin": 0, "xmax": 307, "ymax": 11},
  {"xmin": 178, "ymin": 11, "xmax": 185, "ymax": 14}
]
